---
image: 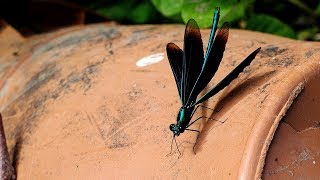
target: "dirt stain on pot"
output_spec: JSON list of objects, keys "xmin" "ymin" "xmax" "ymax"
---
[
  {"xmin": 259, "ymin": 45, "xmax": 288, "ymax": 57},
  {"xmin": 24, "ymin": 62, "xmax": 59, "ymax": 96},
  {"xmin": 32, "ymin": 26, "xmax": 121, "ymax": 56}
]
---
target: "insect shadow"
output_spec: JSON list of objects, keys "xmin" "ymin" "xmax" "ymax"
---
[{"xmin": 192, "ymin": 70, "xmax": 278, "ymax": 153}]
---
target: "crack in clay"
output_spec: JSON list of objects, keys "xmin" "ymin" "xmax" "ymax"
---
[
  {"xmin": 86, "ymin": 104, "xmax": 147, "ymax": 149},
  {"xmin": 259, "ymin": 94, "xmax": 269, "ymax": 106},
  {"xmin": 86, "ymin": 112, "xmax": 108, "ymax": 147},
  {"xmin": 265, "ymin": 148, "xmax": 314, "ymax": 176},
  {"xmin": 291, "ymin": 124, "xmax": 320, "ymax": 133},
  {"xmin": 85, "ymin": 108, "xmax": 135, "ymax": 149},
  {"xmin": 259, "ymin": 82, "xmax": 271, "ymax": 93}
]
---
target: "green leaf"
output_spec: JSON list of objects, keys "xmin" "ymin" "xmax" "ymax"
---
[
  {"xmin": 96, "ymin": 1, "xmax": 157, "ymax": 24},
  {"xmin": 297, "ymin": 27, "xmax": 318, "ymax": 40},
  {"xmin": 97, "ymin": 2, "xmax": 132, "ymax": 21},
  {"xmin": 151, "ymin": 0, "xmax": 183, "ymax": 16},
  {"xmin": 239, "ymin": 0, "xmax": 255, "ymax": 3},
  {"xmin": 181, "ymin": 0, "xmax": 250, "ymax": 28},
  {"xmin": 129, "ymin": 1, "xmax": 156, "ymax": 23},
  {"xmin": 181, "ymin": 1, "xmax": 216, "ymax": 28},
  {"xmin": 219, "ymin": 3, "xmax": 246, "ymax": 23},
  {"xmin": 246, "ymin": 14, "xmax": 296, "ymax": 39}
]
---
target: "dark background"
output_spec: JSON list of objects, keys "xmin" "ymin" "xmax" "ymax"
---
[{"xmin": 0, "ymin": 0, "xmax": 319, "ymax": 40}]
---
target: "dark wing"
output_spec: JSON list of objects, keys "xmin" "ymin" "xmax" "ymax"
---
[
  {"xmin": 186, "ymin": 22, "xmax": 229, "ymax": 105},
  {"xmin": 193, "ymin": 47, "xmax": 261, "ymax": 106},
  {"xmin": 166, "ymin": 43, "xmax": 183, "ymax": 100},
  {"xmin": 181, "ymin": 19, "xmax": 204, "ymax": 105}
]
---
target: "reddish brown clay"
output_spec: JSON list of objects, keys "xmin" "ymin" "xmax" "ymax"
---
[
  {"xmin": 0, "ymin": 21, "xmax": 319, "ymax": 179},
  {"xmin": 262, "ymin": 67, "xmax": 320, "ymax": 179}
]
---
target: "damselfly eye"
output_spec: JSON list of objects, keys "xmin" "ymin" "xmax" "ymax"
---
[{"xmin": 169, "ymin": 124, "xmax": 175, "ymax": 131}]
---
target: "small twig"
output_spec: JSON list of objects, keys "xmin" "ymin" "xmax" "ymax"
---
[{"xmin": 0, "ymin": 113, "xmax": 15, "ymax": 180}]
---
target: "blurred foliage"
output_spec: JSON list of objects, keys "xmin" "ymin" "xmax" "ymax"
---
[
  {"xmin": 88, "ymin": 0, "xmax": 164, "ymax": 24},
  {"xmin": 85, "ymin": 0, "xmax": 319, "ymax": 41}
]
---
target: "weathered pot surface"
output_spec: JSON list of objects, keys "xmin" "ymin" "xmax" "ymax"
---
[{"xmin": 0, "ymin": 20, "xmax": 319, "ymax": 179}]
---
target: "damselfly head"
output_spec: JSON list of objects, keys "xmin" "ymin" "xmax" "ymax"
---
[{"xmin": 169, "ymin": 124, "xmax": 181, "ymax": 136}]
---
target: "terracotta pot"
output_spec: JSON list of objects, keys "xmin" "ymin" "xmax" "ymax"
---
[{"xmin": 0, "ymin": 20, "xmax": 319, "ymax": 179}]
